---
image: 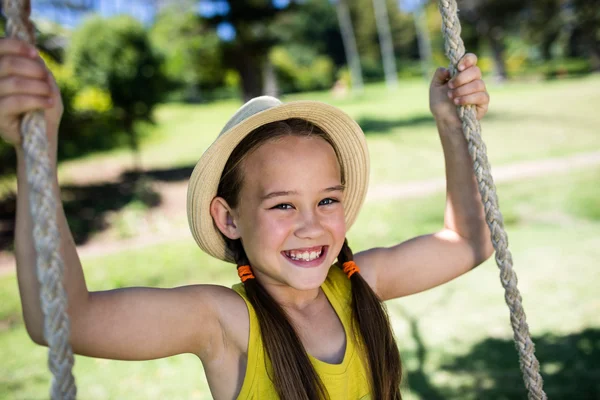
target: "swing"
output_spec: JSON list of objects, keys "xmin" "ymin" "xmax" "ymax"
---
[{"xmin": 4, "ymin": 0, "xmax": 547, "ymax": 398}]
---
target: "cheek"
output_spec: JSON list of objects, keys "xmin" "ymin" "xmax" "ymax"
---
[
  {"xmin": 330, "ymin": 217, "xmax": 347, "ymax": 240},
  {"xmin": 243, "ymin": 211, "xmax": 294, "ymax": 247}
]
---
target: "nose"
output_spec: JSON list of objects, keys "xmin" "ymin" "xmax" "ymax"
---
[{"xmin": 294, "ymin": 210, "xmax": 325, "ymax": 240}]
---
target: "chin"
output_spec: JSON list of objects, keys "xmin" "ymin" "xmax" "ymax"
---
[{"xmin": 280, "ymin": 257, "xmax": 332, "ymax": 290}]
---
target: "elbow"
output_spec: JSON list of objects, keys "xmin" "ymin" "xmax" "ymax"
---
[
  {"xmin": 24, "ymin": 323, "xmax": 47, "ymax": 347},
  {"xmin": 473, "ymin": 237, "xmax": 494, "ymax": 267}
]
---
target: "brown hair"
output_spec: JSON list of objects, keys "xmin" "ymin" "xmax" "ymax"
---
[{"xmin": 217, "ymin": 118, "xmax": 402, "ymax": 399}]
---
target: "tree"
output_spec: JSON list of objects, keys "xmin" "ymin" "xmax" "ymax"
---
[
  {"xmin": 68, "ymin": 15, "xmax": 166, "ymax": 171},
  {"xmin": 334, "ymin": 0, "xmax": 364, "ymax": 91},
  {"xmin": 372, "ymin": 0, "xmax": 399, "ymax": 89},
  {"xmin": 350, "ymin": 0, "xmax": 417, "ymax": 80},
  {"xmin": 522, "ymin": 0, "xmax": 564, "ymax": 61},
  {"xmin": 202, "ymin": 0, "xmax": 298, "ymax": 101},
  {"xmin": 458, "ymin": 0, "xmax": 524, "ymax": 80},
  {"xmin": 271, "ymin": 0, "xmax": 346, "ymax": 67},
  {"xmin": 571, "ymin": 0, "xmax": 600, "ymax": 71},
  {"xmin": 150, "ymin": 7, "xmax": 225, "ymax": 101}
]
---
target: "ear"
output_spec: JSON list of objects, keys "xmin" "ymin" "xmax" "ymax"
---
[{"xmin": 210, "ymin": 197, "xmax": 241, "ymax": 240}]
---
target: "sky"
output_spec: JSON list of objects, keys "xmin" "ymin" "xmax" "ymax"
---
[{"xmin": 27, "ymin": 0, "xmax": 424, "ymax": 39}]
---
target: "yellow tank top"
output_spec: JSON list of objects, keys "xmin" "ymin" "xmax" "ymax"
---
[{"xmin": 232, "ymin": 266, "xmax": 371, "ymax": 399}]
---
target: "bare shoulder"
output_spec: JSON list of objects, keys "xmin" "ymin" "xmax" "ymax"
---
[{"xmin": 183, "ymin": 284, "xmax": 250, "ymax": 359}]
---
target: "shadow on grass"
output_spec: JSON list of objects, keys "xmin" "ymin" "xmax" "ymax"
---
[
  {"xmin": 435, "ymin": 328, "xmax": 600, "ymax": 399},
  {"xmin": 0, "ymin": 173, "xmax": 167, "ymax": 251},
  {"xmin": 393, "ymin": 294, "xmax": 599, "ymax": 399},
  {"xmin": 357, "ymin": 114, "xmax": 435, "ymax": 135},
  {"xmin": 357, "ymin": 111, "xmax": 505, "ymax": 135},
  {"xmin": 0, "ymin": 163, "xmax": 210, "ymax": 252}
]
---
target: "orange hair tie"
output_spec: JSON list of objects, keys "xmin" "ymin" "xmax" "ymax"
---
[
  {"xmin": 342, "ymin": 261, "xmax": 360, "ymax": 279},
  {"xmin": 238, "ymin": 265, "xmax": 255, "ymax": 283}
]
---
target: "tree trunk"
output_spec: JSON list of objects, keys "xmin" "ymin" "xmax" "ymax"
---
[
  {"xmin": 372, "ymin": 0, "xmax": 398, "ymax": 89},
  {"xmin": 124, "ymin": 113, "xmax": 142, "ymax": 174},
  {"xmin": 589, "ymin": 42, "xmax": 600, "ymax": 72},
  {"xmin": 414, "ymin": 4, "xmax": 433, "ymax": 80},
  {"xmin": 487, "ymin": 27, "xmax": 508, "ymax": 81},
  {"xmin": 232, "ymin": 52, "xmax": 265, "ymax": 102},
  {"xmin": 334, "ymin": 0, "xmax": 364, "ymax": 92},
  {"xmin": 263, "ymin": 58, "xmax": 279, "ymax": 98}
]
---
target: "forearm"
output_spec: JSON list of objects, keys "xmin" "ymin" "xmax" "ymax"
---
[
  {"xmin": 436, "ymin": 118, "xmax": 493, "ymax": 262},
  {"xmin": 14, "ymin": 143, "xmax": 89, "ymax": 344}
]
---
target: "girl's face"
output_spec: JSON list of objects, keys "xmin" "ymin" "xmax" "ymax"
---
[{"xmin": 224, "ymin": 135, "xmax": 347, "ymax": 291}]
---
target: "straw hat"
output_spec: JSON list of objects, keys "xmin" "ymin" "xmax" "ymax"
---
[{"xmin": 186, "ymin": 96, "xmax": 369, "ymax": 263}]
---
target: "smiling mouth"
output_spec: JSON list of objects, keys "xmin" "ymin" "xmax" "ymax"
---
[{"xmin": 282, "ymin": 246, "xmax": 327, "ymax": 262}]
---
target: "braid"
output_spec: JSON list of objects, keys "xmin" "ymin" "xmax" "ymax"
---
[
  {"xmin": 338, "ymin": 239, "xmax": 403, "ymax": 399},
  {"xmin": 227, "ymin": 239, "xmax": 328, "ymax": 400}
]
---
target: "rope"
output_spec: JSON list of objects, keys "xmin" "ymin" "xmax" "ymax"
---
[
  {"xmin": 436, "ymin": 1, "xmax": 546, "ymax": 399},
  {"xmin": 4, "ymin": 0, "xmax": 76, "ymax": 398}
]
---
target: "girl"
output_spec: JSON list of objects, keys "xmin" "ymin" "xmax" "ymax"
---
[{"xmin": 0, "ymin": 37, "xmax": 492, "ymax": 399}]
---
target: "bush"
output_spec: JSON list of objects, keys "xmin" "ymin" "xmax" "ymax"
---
[
  {"xmin": 69, "ymin": 16, "xmax": 166, "ymax": 127},
  {"xmin": 0, "ymin": 52, "xmax": 127, "ymax": 178},
  {"xmin": 43, "ymin": 54, "xmax": 128, "ymax": 162},
  {"xmin": 270, "ymin": 45, "xmax": 335, "ymax": 93},
  {"xmin": 539, "ymin": 58, "xmax": 592, "ymax": 79},
  {"xmin": 150, "ymin": 9, "xmax": 225, "ymax": 102}
]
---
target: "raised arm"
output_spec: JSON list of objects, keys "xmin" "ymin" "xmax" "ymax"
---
[
  {"xmin": 357, "ymin": 54, "xmax": 494, "ymax": 301},
  {"xmin": 2, "ymin": 38, "xmax": 237, "ymax": 362}
]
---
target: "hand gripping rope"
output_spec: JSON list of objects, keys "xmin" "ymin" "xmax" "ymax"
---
[
  {"xmin": 4, "ymin": 0, "xmax": 76, "ymax": 398},
  {"xmin": 437, "ymin": 1, "xmax": 546, "ymax": 398}
]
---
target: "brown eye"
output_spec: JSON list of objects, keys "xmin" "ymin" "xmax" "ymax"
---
[
  {"xmin": 319, "ymin": 198, "xmax": 339, "ymax": 206},
  {"xmin": 272, "ymin": 203, "xmax": 293, "ymax": 210}
]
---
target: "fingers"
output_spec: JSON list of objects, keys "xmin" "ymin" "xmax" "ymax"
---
[
  {"xmin": 0, "ymin": 55, "xmax": 48, "ymax": 80},
  {"xmin": 0, "ymin": 76, "xmax": 53, "ymax": 97},
  {"xmin": 0, "ymin": 38, "xmax": 38, "ymax": 58},
  {"xmin": 432, "ymin": 67, "xmax": 451, "ymax": 85},
  {"xmin": 447, "ymin": 79, "xmax": 486, "ymax": 102},
  {"xmin": 448, "ymin": 64, "xmax": 482, "ymax": 89},
  {"xmin": 457, "ymin": 53, "xmax": 478, "ymax": 72},
  {"xmin": 0, "ymin": 94, "xmax": 53, "ymax": 116},
  {"xmin": 450, "ymin": 91, "xmax": 489, "ymax": 108}
]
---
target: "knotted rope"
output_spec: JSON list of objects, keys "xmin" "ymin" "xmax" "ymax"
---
[
  {"xmin": 4, "ymin": 0, "xmax": 76, "ymax": 398},
  {"xmin": 437, "ymin": 1, "xmax": 546, "ymax": 399}
]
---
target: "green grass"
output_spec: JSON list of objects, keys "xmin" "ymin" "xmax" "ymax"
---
[
  {"xmin": 53, "ymin": 75, "xmax": 600, "ymax": 187},
  {"xmin": 1, "ymin": 166, "xmax": 599, "ymax": 399}
]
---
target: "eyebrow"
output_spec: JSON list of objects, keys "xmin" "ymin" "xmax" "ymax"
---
[{"xmin": 261, "ymin": 185, "xmax": 345, "ymax": 201}]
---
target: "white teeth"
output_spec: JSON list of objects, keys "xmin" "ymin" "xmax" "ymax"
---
[{"xmin": 285, "ymin": 248, "xmax": 323, "ymax": 261}]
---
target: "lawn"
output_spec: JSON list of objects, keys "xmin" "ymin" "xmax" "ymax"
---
[
  {"xmin": 53, "ymin": 74, "xmax": 600, "ymax": 188},
  {"xmin": 1, "ymin": 164, "xmax": 599, "ymax": 399}
]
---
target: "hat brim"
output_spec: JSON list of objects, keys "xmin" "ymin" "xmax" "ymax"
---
[{"xmin": 186, "ymin": 101, "xmax": 369, "ymax": 263}]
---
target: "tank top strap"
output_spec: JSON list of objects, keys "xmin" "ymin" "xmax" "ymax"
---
[{"xmin": 231, "ymin": 283, "xmax": 264, "ymax": 397}]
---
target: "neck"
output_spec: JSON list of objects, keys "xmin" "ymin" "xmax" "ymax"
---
[{"xmin": 254, "ymin": 273, "xmax": 323, "ymax": 311}]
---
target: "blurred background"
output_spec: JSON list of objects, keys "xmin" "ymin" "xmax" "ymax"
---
[{"xmin": 0, "ymin": 0, "xmax": 599, "ymax": 398}]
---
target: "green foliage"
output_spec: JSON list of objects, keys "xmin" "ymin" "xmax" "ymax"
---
[
  {"xmin": 571, "ymin": 0, "xmax": 600, "ymax": 69},
  {"xmin": 270, "ymin": 45, "xmax": 335, "ymax": 93},
  {"xmin": 350, "ymin": 0, "xmax": 417, "ymax": 79},
  {"xmin": 150, "ymin": 8, "xmax": 225, "ymax": 102},
  {"xmin": 41, "ymin": 54, "xmax": 128, "ymax": 162},
  {"xmin": 202, "ymin": 0, "xmax": 298, "ymax": 100},
  {"xmin": 538, "ymin": 58, "xmax": 593, "ymax": 78},
  {"xmin": 0, "ymin": 51, "xmax": 128, "ymax": 177},
  {"xmin": 69, "ymin": 15, "xmax": 166, "ymax": 124},
  {"xmin": 271, "ymin": 0, "xmax": 345, "ymax": 66}
]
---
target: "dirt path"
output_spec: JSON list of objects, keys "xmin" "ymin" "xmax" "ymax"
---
[{"xmin": 1, "ymin": 150, "xmax": 599, "ymax": 276}]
